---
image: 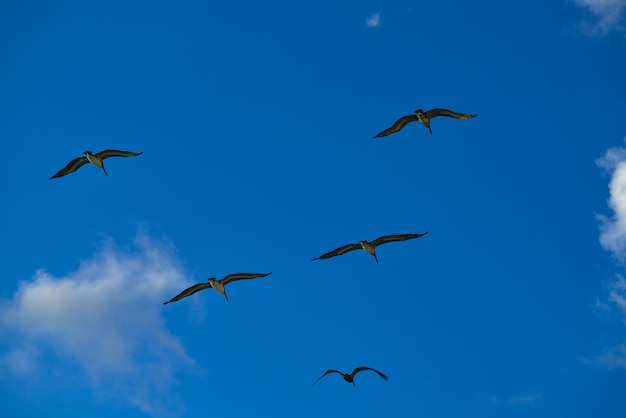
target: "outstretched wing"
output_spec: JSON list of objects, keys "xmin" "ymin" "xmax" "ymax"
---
[
  {"xmin": 424, "ymin": 108, "xmax": 477, "ymax": 120},
  {"xmin": 163, "ymin": 282, "xmax": 212, "ymax": 305},
  {"xmin": 370, "ymin": 232, "xmax": 428, "ymax": 248},
  {"xmin": 312, "ymin": 243, "xmax": 362, "ymax": 261},
  {"xmin": 352, "ymin": 366, "xmax": 388, "ymax": 381},
  {"xmin": 95, "ymin": 150, "xmax": 144, "ymax": 160},
  {"xmin": 49, "ymin": 156, "xmax": 89, "ymax": 179},
  {"xmin": 220, "ymin": 272, "xmax": 272, "ymax": 286},
  {"xmin": 373, "ymin": 114, "xmax": 419, "ymax": 138},
  {"xmin": 312, "ymin": 369, "xmax": 343, "ymax": 387}
]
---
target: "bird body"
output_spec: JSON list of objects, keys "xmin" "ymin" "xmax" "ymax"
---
[
  {"xmin": 312, "ymin": 367, "xmax": 388, "ymax": 387},
  {"xmin": 164, "ymin": 272, "xmax": 272, "ymax": 305},
  {"xmin": 312, "ymin": 232, "xmax": 428, "ymax": 264},
  {"xmin": 373, "ymin": 108, "xmax": 477, "ymax": 137},
  {"xmin": 50, "ymin": 149, "xmax": 143, "ymax": 179}
]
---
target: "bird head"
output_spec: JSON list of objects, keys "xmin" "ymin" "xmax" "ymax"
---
[{"xmin": 84, "ymin": 151, "xmax": 93, "ymax": 156}]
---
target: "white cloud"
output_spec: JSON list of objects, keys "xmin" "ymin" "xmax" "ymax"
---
[
  {"xmin": 596, "ymin": 141, "xmax": 626, "ymax": 262},
  {"xmin": 0, "ymin": 233, "xmax": 197, "ymax": 417},
  {"xmin": 366, "ymin": 12, "xmax": 380, "ymax": 28},
  {"xmin": 589, "ymin": 344, "xmax": 626, "ymax": 369},
  {"xmin": 593, "ymin": 141, "xmax": 626, "ymax": 371},
  {"xmin": 608, "ymin": 274, "xmax": 626, "ymax": 321},
  {"xmin": 571, "ymin": 0, "xmax": 626, "ymax": 33}
]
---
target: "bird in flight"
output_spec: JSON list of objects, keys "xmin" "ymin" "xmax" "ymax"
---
[
  {"xmin": 312, "ymin": 367, "xmax": 388, "ymax": 387},
  {"xmin": 312, "ymin": 232, "xmax": 428, "ymax": 264},
  {"xmin": 373, "ymin": 108, "xmax": 477, "ymax": 138},
  {"xmin": 163, "ymin": 272, "xmax": 272, "ymax": 304},
  {"xmin": 49, "ymin": 149, "xmax": 143, "ymax": 179}
]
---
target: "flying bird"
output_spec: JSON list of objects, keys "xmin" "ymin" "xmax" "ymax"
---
[
  {"xmin": 49, "ymin": 150, "xmax": 144, "ymax": 179},
  {"xmin": 312, "ymin": 367, "xmax": 388, "ymax": 388},
  {"xmin": 312, "ymin": 232, "xmax": 428, "ymax": 264},
  {"xmin": 163, "ymin": 272, "xmax": 272, "ymax": 304},
  {"xmin": 373, "ymin": 108, "xmax": 477, "ymax": 137}
]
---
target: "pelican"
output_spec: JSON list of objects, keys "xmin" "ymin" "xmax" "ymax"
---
[
  {"xmin": 312, "ymin": 232, "xmax": 428, "ymax": 264},
  {"xmin": 373, "ymin": 108, "xmax": 477, "ymax": 137},
  {"xmin": 312, "ymin": 367, "xmax": 388, "ymax": 388},
  {"xmin": 49, "ymin": 150, "xmax": 143, "ymax": 179},
  {"xmin": 163, "ymin": 272, "xmax": 272, "ymax": 304}
]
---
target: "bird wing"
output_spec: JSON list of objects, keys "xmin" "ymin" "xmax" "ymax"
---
[
  {"xmin": 370, "ymin": 232, "xmax": 429, "ymax": 247},
  {"xmin": 312, "ymin": 243, "xmax": 362, "ymax": 261},
  {"xmin": 373, "ymin": 114, "xmax": 419, "ymax": 138},
  {"xmin": 424, "ymin": 108, "xmax": 477, "ymax": 120},
  {"xmin": 312, "ymin": 369, "xmax": 343, "ymax": 387},
  {"xmin": 49, "ymin": 156, "xmax": 90, "ymax": 179},
  {"xmin": 95, "ymin": 150, "xmax": 144, "ymax": 160},
  {"xmin": 220, "ymin": 272, "xmax": 272, "ymax": 286},
  {"xmin": 163, "ymin": 282, "xmax": 212, "ymax": 305},
  {"xmin": 352, "ymin": 366, "xmax": 388, "ymax": 381}
]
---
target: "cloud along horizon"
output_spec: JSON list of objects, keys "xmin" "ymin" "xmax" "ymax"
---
[
  {"xmin": 594, "ymin": 139, "xmax": 626, "ymax": 370},
  {"xmin": 0, "ymin": 232, "xmax": 197, "ymax": 417}
]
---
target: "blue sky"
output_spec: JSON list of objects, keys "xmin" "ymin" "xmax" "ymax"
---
[{"xmin": 1, "ymin": 0, "xmax": 625, "ymax": 417}]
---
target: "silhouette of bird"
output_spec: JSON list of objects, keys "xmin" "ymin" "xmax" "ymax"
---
[
  {"xmin": 49, "ymin": 150, "xmax": 143, "ymax": 179},
  {"xmin": 163, "ymin": 272, "xmax": 272, "ymax": 304},
  {"xmin": 373, "ymin": 108, "xmax": 477, "ymax": 137},
  {"xmin": 312, "ymin": 367, "xmax": 388, "ymax": 387},
  {"xmin": 312, "ymin": 232, "xmax": 428, "ymax": 264}
]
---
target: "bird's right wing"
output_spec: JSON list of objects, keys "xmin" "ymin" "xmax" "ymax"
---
[
  {"xmin": 353, "ymin": 366, "xmax": 389, "ymax": 381},
  {"xmin": 425, "ymin": 108, "xmax": 477, "ymax": 120},
  {"xmin": 370, "ymin": 232, "xmax": 428, "ymax": 247},
  {"xmin": 221, "ymin": 272, "xmax": 272, "ymax": 285},
  {"xmin": 373, "ymin": 114, "xmax": 419, "ymax": 138},
  {"xmin": 49, "ymin": 156, "xmax": 89, "ymax": 179},
  {"xmin": 96, "ymin": 150, "xmax": 144, "ymax": 160},
  {"xmin": 312, "ymin": 243, "xmax": 362, "ymax": 261},
  {"xmin": 312, "ymin": 369, "xmax": 342, "ymax": 387},
  {"xmin": 163, "ymin": 282, "xmax": 212, "ymax": 305}
]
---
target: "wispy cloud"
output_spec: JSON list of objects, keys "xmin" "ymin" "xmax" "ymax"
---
[
  {"xmin": 0, "ymin": 233, "xmax": 197, "ymax": 417},
  {"xmin": 571, "ymin": 0, "xmax": 626, "ymax": 34},
  {"xmin": 592, "ymin": 140, "xmax": 626, "ymax": 370},
  {"xmin": 508, "ymin": 392, "xmax": 542, "ymax": 404},
  {"xmin": 596, "ymin": 140, "xmax": 626, "ymax": 262},
  {"xmin": 490, "ymin": 393, "xmax": 542, "ymax": 407},
  {"xmin": 366, "ymin": 12, "xmax": 380, "ymax": 28},
  {"xmin": 588, "ymin": 344, "xmax": 626, "ymax": 369}
]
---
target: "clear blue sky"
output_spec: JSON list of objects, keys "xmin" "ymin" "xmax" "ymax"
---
[{"xmin": 1, "ymin": 1, "xmax": 626, "ymax": 417}]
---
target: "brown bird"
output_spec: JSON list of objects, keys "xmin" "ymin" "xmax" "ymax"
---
[
  {"xmin": 373, "ymin": 108, "xmax": 477, "ymax": 137},
  {"xmin": 50, "ymin": 149, "xmax": 143, "ymax": 179},
  {"xmin": 312, "ymin": 367, "xmax": 388, "ymax": 387},
  {"xmin": 312, "ymin": 232, "xmax": 428, "ymax": 264},
  {"xmin": 163, "ymin": 272, "xmax": 272, "ymax": 304}
]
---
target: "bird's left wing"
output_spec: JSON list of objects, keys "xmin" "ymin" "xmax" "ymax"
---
[
  {"xmin": 163, "ymin": 282, "xmax": 212, "ymax": 305},
  {"xmin": 49, "ymin": 156, "xmax": 89, "ymax": 179},
  {"xmin": 220, "ymin": 272, "xmax": 272, "ymax": 285},
  {"xmin": 371, "ymin": 232, "xmax": 428, "ymax": 247},
  {"xmin": 373, "ymin": 114, "xmax": 419, "ymax": 138},
  {"xmin": 312, "ymin": 369, "xmax": 342, "ymax": 387},
  {"xmin": 312, "ymin": 243, "xmax": 362, "ymax": 261}
]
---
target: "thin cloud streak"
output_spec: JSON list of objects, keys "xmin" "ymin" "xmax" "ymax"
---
[
  {"xmin": 0, "ymin": 233, "xmax": 197, "ymax": 417},
  {"xmin": 366, "ymin": 12, "xmax": 380, "ymax": 27},
  {"xmin": 572, "ymin": 0, "xmax": 626, "ymax": 33}
]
